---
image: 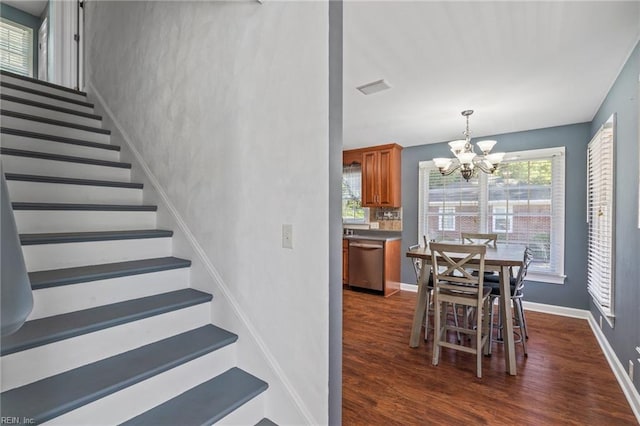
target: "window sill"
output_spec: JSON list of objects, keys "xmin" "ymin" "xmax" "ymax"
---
[{"xmin": 526, "ymin": 272, "xmax": 566, "ymax": 285}]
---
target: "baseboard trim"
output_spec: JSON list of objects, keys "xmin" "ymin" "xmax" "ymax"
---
[
  {"xmin": 87, "ymin": 83, "xmax": 314, "ymax": 425},
  {"xmin": 402, "ymin": 286, "xmax": 639, "ymax": 421}
]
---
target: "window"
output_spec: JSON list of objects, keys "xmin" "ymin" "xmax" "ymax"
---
[
  {"xmin": 0, "ymin": 18, "xmax": 33, "ymax": 77},
  {"xmin": 587, "ymin": 114, "xmax": 615, "ymax": 321},
  {"xmin": 419, "ymin": 147, "xmax": 565, "ymax": 283},
  {"xmin": 438, "ymin": 207, "xmax": 456, "ymax": 231},
  {"xmin": 342, "ymin": 163, "xmax": 368, "ymax": 223}
]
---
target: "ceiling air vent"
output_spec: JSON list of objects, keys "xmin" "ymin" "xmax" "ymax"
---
[{"xmin": 356, "ymin": 79, "xmax": 391, "ymax": 95}]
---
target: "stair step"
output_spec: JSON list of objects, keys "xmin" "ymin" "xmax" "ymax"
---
[
  {"xmin": 29, "ymin": 257, "xmax": 191, "ymax": 289},
  {"xmin": 1, "ymin": 110, "xmax": 108, "ymax": 134},
  {"xmin": 0, "ymin": 70, "xmax": 88, "ymax": 99},
  {"xmin": 0, "ymin": 81, "xmax": 93, "ymax": 108},
  {"xmin": 256, "ymin": 418, "xmax": 279, "ymax": 426},
  {"xmin": 12, "ymin": 202, "xmax": 156, "ymax": 211},
  {"xmin": 122, "ymin": 367, "xmax": 268, "ymax": 426},
  {"xmin": 0, "ymin": 128, "xmax": 119, "ymax": 152},
  {"xmin": 20, "ymin": 229, "xmax": 173, "ymax": 245},
  {"xmin": 0, "ymin": 325, "xmax": 237, "ymax": 424},
  {"xmin": 0, "ymin": 84, "xmax": 94, "ymax": 114},
  {"xmin": 0, "ymin": 288, "xmax": 212, "ymax": 356},
  {"xmin": 1, "ymin": 94, "xmax": 100, "ymax": 120},
  {"xmin": 0, "ymin": 147, "xmax": 130, "ymax": 169},
  {"xmin": 5, "ymin": 173, "xmax": 143, "ymax": 189}
]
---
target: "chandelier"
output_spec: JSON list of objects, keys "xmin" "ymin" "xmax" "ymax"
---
[{"xmin": 433, "ymin": 110, "xmax": 505, "ymax": 181}]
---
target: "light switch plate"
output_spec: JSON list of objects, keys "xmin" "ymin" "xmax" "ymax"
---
[{"xmin": 282, "ymin": 224, "xmax": 293, "ymax": 249}]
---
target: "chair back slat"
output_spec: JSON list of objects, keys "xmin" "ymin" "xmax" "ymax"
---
[
  {"xmin": 461, "ymin": 232, "xmax": 498, "ymax": 248},
  {"xmin": 430, "ymin": 242, "xmax": 486, "ymax": 302}
]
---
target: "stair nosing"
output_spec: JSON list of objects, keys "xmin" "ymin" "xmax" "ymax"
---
[
  {"xmin": 12, "ymin": 202, "xmax": 157, "ymax": 212},
  {"xmin": 0, "ymin": 128, "xmax": 120, "ymax": 151},
  {"xmin": 4, "ymin": 173, "xmax": 143, "ymax": 189},
  {"xmin": 1, "ymin": 147, "xmax": 131, "ymax": 169},
  {"xmin": 0, "ymin": 81, "xmax": 93, "ymax": 108},
  {"xmin": 0, "ymin": 289, "xmax": 213, "ymax": 356},
  {"xmin": 1, "ymin": 110, "xmax": 110, "ymax": 135},
  {"xmin": 0, "ymin": 70, "xmax": 88, "ymax": 96},
  {"xmin": 1, "ymin": 94, "xmax": 102, "ymax": 120},
  {"xmin": 20, "ymin": 229, "xmax": 174, "ymax": 245},
  {"xmin": 0, "ymin": 325, "xmax": 237, "ymax": 424},
  {"xmin": 29, "ymin": 257, "xmax": 192, "ymax": 289}
]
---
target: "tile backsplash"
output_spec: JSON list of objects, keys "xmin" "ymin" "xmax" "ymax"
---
[{"xmin": 369, "ymin": 207, "xmax": 402, "ymax": 231}]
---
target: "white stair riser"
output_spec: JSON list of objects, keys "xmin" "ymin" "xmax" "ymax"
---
[
  {"xmin": 1, "ymin": 99, "xmax": 102, "ymax": 128},
  {"xmin": 1, "ymin": 303, "xmax": 211, "ymax": 392},
  {"xmin": 1, "ymin": 156, "xmax": 131, "ymax": 182},
  {"xmin": 1, "ymin": 116, "xmax": 110, "ymax": 145},
  {"xmin": 29, "ymin": 268, "xmax": 191, "ymax": 320},
  {"xmin": 7, "ymin": 181, "xmax": 142, "ymax": 204},
  {"xmin": 15, "ymin": 210, "xmax": 157, "ymax": 233},
  {"xmin": 23, "ymin": 237, "xmax": 173, "ymax": 272},
  {"xmin": 0, "ymin": 86, "xmax": 94, "ymax": 114},
  {"xmin": 1, "ymin": 75, "xmax": 88, "ymax": 102},
  {"xmin": 217, "ymin": 393, "xmax": 265, "ymax": 426},
  {"xmin": 44, "ymin": 344, "xmax": 236, "ymax": 425},
  {"xmin": 0, "ymin": 134, "xmax": 120, "ymax": 162}
]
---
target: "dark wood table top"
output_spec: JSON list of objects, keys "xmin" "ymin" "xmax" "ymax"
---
[{"xmin": 406, "ymin": 243, "xmax": 526, "ymax": 267}]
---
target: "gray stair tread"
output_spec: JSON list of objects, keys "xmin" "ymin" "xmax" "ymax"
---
[
  {"xmin": 0, "ymin": 325, "xmax": 237, "ymax": 424},
  {"xmin": 0, "ymin": 128, "xmax": 120, "ymax": 151},
  {"xmin": 0, "ymin": 70, "xmax": 88, "ymax": 96},
  {"xmin": 0, "ymin": 147, "xmax": 131, "ymax": 169},
  {"xmin": 29, "ymin": 257, "xmax": 192, "ymax": 289},
  {"xmin": 4, "ymin": 173, "xmax": 143, "ymax": 189},
  {"xmin": 0, "ymin": 288, "xmax": 212, "ymax": 356},
  {"xmin": 256, "ymin": 418, "xmax": 279, "ymax": 426},
  {"xmin": 121, "ymin": 367, "xmax": 269, "ymax": 426},
  {"xmin": 0, "ymin": 81, "xmax": 93, "ymax": 108},
  {"xmin": 1, "ymin": 94, "xmax": 101, "ymax": 120},
  {"xmin": 12, "ymin": 202, "xmax": 157, "ymax": 211},
  {"xmin": 20, "ymin": 229, "xmax": 173, "ymax": 245},
  {"xmin": 1, "ymin": 109, "xmax": 110, "ymax": 134}
]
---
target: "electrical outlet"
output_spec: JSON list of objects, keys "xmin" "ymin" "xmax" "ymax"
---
[
  {"xmin": 629, "ymin": 360, "xmax": 634, "ymax": 382},
  {"xmin": 282, "ymin": 224, "xmax": 293, "ymax": 249}
]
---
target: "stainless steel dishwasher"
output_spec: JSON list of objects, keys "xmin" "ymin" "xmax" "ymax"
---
[{"xmin": 348, "ymin": 239, "xmax": 384, "ymax": 291}]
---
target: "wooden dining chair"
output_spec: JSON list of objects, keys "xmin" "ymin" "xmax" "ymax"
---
[{"xmin": 430, "ymin": 242, "xmax": 491, "ymax": 378}]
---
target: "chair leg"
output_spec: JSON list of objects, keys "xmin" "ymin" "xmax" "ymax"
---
[
  {"xmin": 432, "ymin": 296, "xmax": 441, "ymax": 366},
  {"xmin": 519, "ymin": 299, "xmax": 529, "ymax": 339},
  {"xmin": 482, "ymin": 298, "xmax": 491, "ymax": 357},
  {"xmin": 424, "ymin": 290, "xmax": 431, "ymax": 342},
  {"xmin": 475, "ymin": 306, "xmax": 482, "ymax": 378},
  {"xmin": 514, "ymin": 298, "xmax": 528, "ymax": 356}
]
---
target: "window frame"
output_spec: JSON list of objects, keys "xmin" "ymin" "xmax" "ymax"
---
[
  {"xmin": 438, "ymin": 206, "xmax": 456, "ymax": 231},
  {"xmin": 0, "ymin": 17, "xmax": 34, "ymax": 77},
  {"xmin": 419, "ymin": 146, "xmax": 566, "ymax": 284}
]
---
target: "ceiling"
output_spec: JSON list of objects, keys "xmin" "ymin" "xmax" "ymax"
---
[
  {"xmin": 2, "ymin": 0, "xmax": 47, "ymax": 17},
  {"xmin": 343, "ymin": 1, "xmax": 640, "ymax": 149}
]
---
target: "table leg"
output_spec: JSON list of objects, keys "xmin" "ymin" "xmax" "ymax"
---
[
  {"xmin": 500, "ymin": 265, "xmax": 517, "ymax": 375},
  {"xmin": 410, "ymin": 263, "xmax": 429, "ymax": 348}
]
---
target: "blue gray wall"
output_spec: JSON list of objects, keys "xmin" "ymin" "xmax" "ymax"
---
[
  {"xmin": 590, "ymin": 41, "xmax": 639, "ymax": 394},
  {"xmin": 0, "ymin": 3, "xmax": 41, "ymax": 77},
  {"xmin": 401, "ymin": 122, "xmax": 591, "ymax": 309}
]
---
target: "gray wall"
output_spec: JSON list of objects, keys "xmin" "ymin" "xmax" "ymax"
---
[
  {"xmin": 401, "ymin": 122, "xmax": 591, "ymax": 309},
  {"xmin": 590, "ymin": 41, "xmax": 639, "ymax": 394},
  {"xmin": 0, "ymin": 3, "xmax": 40, "ymax": 77}
]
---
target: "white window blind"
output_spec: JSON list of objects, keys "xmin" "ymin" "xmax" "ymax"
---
[
  {"xmin": 0, "ymin": 18, "xmax": 33, "ymax": 77},
  {"xmin": 587, "ymin": 114, "xmax": 615, "ymax": 319},
  {"xmin": 419, "ymin": 147, "xmax": 565, "ymax": 283}
]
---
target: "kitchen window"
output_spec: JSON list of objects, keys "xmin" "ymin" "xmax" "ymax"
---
[
  {"xmin": 342, "ymin": 163, "xmax": 368, "ymax": 223},
  {"xmin": 0, "ymin": 18, "xmax": 33, "ymax": 77},
  {"xmin": 418, "ymin": 147, "xmax": 565, "ymax": 283}
]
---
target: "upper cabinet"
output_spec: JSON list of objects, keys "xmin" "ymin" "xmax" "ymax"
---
[{"xmin": 344, "ymin": 143, "xmax": 403, "ymax": 208}]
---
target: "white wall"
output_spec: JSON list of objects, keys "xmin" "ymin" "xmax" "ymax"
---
[{"xmin": 84, "ymin": 1, "xmax": 330, "ymax": 424}]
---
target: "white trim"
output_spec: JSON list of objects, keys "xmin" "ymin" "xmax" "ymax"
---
[
  {"xmin": 400, "ymin": 282, "xmax": 418, "ymax": 292},
  {"xmin": 87, "ymin": 83, "xmax": 314, "ymax": 425},
  {"xmin": 521, "ymin": 301, "xmax": 590, "ymax": 319}
]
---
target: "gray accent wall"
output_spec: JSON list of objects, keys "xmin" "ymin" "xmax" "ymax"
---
[
  {"xmin": 0, "ymin": 3, "xmax": 40, "ymax": 77},
  {"xmin": 590, "ymin": 41, "xmax": 639, "ymax": 395},
  {"xmin": 401, "ymin": 122, "xmax": 591, "ymax": 309}
]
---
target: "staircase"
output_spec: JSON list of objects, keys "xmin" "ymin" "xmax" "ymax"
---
[{"xmin": 0, "ymin": 70, "xmax": 274, "ymax": 425}]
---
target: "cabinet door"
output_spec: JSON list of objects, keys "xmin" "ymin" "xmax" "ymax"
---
[
  {"xmin": 377, "ymin": 147, "xmax": 401, "ymax": 207},
  {"xmin": 361, "ymin": 150, "xmax": 379, "ymax": 207}
]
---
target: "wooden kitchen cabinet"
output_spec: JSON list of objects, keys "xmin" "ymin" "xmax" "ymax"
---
[
  {"xmin": 342, "ymin": 238, "xmax": 349, "ymax": 285},
  {"xmin": 361, "ymin": 144, "xmax": 402, "ymax": 207}
]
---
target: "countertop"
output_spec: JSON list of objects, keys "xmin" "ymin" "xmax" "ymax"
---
[{"xmin": 343, "ymin": 234, "xmax": 402, "ymax": 242}]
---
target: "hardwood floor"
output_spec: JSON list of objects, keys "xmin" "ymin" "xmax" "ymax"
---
[{"xmin": 343, "ymin": 289, "xmax": 637, "ymax": 425}]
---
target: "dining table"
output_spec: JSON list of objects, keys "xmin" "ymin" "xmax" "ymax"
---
[{"xmin": 406, "ymin": 243, "xmax": 526, "ymax": 376}]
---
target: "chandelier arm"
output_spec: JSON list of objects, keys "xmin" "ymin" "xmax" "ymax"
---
[
  {"xmin": 438, "ymin": 162, "xmax": 462, "ymax": 176},
  {"xmin": 473, "ymin": 157, "xmax": 496, "ymax": 174}
]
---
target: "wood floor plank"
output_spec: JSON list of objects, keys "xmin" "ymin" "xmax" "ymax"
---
[{"xmin": 342, "ymin": 289, "xmax": 637, "ymax": 425}]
